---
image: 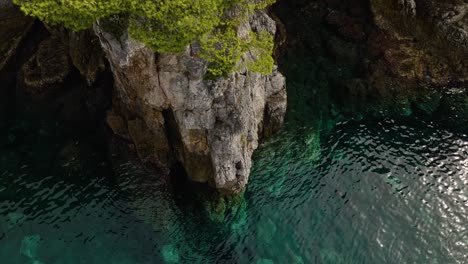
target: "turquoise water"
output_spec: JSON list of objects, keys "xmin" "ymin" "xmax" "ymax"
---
[
  {"xmin": 5, "ymin": 1, "xmax": 468, "ymax": 262},
  {"xmin": 1, "ymin": 115, "xmax": 468, "ymax": 263}
]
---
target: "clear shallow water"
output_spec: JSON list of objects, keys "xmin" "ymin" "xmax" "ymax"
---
[{"xmin": 1, "ymin": 117, "xmax": 468, "ymax": 264}]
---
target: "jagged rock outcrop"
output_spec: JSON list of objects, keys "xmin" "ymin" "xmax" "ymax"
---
[{"xmin": 95, "ymin": 11, "xmax": 287, "ymax": 194}]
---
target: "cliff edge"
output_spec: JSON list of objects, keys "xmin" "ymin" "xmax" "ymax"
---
[{"xmin": 95, "ymin": 10, "xmax": 287, "ymax": 194}]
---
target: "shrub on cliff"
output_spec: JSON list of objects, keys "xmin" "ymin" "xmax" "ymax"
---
[
  {"xmin": 200, "ymin": 29, "xmax": 274, "ymax": 78},
  {"xmin": 13, "ymin": 0, "xmax": 276, "ymax": 77}
]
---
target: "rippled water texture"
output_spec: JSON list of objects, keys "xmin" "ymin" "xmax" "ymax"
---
[{"xmin": 1, "ymin": 116, "xmax": 468, "ymax": 263}]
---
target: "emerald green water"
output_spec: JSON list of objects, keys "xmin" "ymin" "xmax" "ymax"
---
[{"xmin": 1, "ymin": 114, "xmax": 468, "ymax": 263}]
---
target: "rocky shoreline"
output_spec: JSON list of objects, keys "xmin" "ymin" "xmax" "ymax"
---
[
  {"xmin": 0, "ymin": 0, "xmax": 466, "ymax": 195},
  {"xmin": 274, "ymin": 0, "xmax": 467, "ymax": 129}
]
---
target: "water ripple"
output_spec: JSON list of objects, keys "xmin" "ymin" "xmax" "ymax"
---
[{"xmin": 1, "ymin": 117, "xmax": 468, "ymax": 263}]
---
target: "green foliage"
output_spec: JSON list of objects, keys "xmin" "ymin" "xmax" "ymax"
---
[
  {"xmin": 200, "ymin": 27, "xmax": 244, "ymax": 78},
  {"xmin": 219, "ymin": 0, "xmax": 276, "ymax": 25},
  {"xmin": 128, "ymin": 0, "xmax": 226, "ymax": 53},
  {"xmin": 13, "ymin": 0, "xmax": 276, "ymax": 77},
  {"xmin": 200, "ymin": 29, "xmax": 275, "ymax": 78},
  {"xmin": 246, "ymin": 31, "xmax": 275, "ymax": 75},
  {"xmin": 100, "ymin": 13, "xmax": 129, "ymax": 40},
  {"xmin": 13, "ymin": 0, "xmax": 126, "ymax": 31}
]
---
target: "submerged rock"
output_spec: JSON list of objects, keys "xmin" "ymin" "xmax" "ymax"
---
[
  {"xmin": 20, "ymin": 234, "xmax": 41, "ymax": 259},
  {"xmin": 6, "ymin": 212, "xmax": 25, "ymax": 228},
  {"xmin": 319, "ymin": 249, "xmax": 346, "ymax": 264},
  {"xmin": 256, "ymin": 259, "xmax": 274, "ymax": 264},
  {"xmin": 95, "ymin": 10, "xmax": 287, "ymax": 194},
  {"xmin": 205, "ymin": 191, "xmax": 247, "ymax": 223},
  {"xmin": 257, "ymin": 218, "xmax": 278, "ymax": 244},
  {"xmin": 161, "ymin": 244, "xmax": 180, "ymax": 264}
]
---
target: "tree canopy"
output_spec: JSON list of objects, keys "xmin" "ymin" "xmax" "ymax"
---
[{"xmin": 13, "ymin": 0, "xmax": 276, "ymax": 77}]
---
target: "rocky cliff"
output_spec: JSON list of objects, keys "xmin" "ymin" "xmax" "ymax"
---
[
  {"xmin": 0, "ymin": 1, "xmax": 111, "ymax": 132},
  {"xmin": 369, "ymin": 0, "xmax": 467, "ymax": 85},
  {"xmin": 273, "ymin": 0, "xmax": 467, "ymax": 131},
  {"xmin": 0, "ymin": 1, "xmax": 286, "ymax": 195},
  {"xmin": 2, "ymin": 0, "xmax": 467, "ymax": 195},
  {"xmin": 95, "ymin": 11, "xmax": 287, "ymax": 194}
]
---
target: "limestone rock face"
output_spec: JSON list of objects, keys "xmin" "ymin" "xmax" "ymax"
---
[{"xmin": 95, "ymin": 11, "xmax": 287, "ymax": 193}]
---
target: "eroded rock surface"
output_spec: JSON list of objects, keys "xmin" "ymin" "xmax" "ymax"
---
[
  {"xmin": 95, "ymin": 11, "xmax": 287, "ymax": 193},
  {"xmin": 274, "ymin": 0, "xmax": 466, "ymax": 125},
  {"xmin": 0, "ymin": 0, "xmax": 112, "ymax": 129},
  {"xmin": 43, "ymin": 24, "xmax": 106, "ymax": 84},
  {"xmin": 17, "ymin": 37, "xmax": 70, "ymax": 99},
  {"xmin": 367, "ymin": 0, "xmax": 467, "ymax": 126},
  {"xmin": 370, "ymin": 0, "xmax": 467, "ymax": 85}
]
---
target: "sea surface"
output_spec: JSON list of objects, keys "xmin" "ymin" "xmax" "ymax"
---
[{"xmin": 1, "ymin": 114, "xmax": 467, "ymax": 264}]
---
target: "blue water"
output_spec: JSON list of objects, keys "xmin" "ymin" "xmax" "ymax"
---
[{"xmin": 1, "ymin": 115, "xmax": 467, "ymax": 263}]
